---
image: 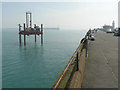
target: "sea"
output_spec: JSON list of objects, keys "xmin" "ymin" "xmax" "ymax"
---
[{"xmin": 2, "ymin": 28, "xmax": 87, "ymax": 88}]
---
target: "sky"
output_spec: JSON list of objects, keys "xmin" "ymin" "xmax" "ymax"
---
[
  {"xmin": 1, "ymin": 0, "xmax": 119, "ymax": 30},
  {"xmin": 119, "ymin": 1, "xmax": 120, "ymax": 27}
]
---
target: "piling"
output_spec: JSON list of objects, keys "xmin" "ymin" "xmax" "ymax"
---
[
  {"xmin": 41, "ymin": 24, "xmax": 43, "ymax": 44},
  {"xmin": 23, "ymin": 23, "xmax": 26, "ymax": 45},
  {"xmin": 35, "ymin": 34, "xmax": 36, "ymax": 42},
  {"xmin": 19, "ymin": 24, "xmax": 21, "ymax": 45},
  {"xmin": 34, "ymin": 24, "xmax": 37, "ymax": 42}
]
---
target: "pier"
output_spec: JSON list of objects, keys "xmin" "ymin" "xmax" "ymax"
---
[
  {"xmin": 52, "ymin": 30, "xmax": 118, "ymax": 89},
  {"xmin": 18, "ymin": 12, "xmax": 43, "ymax": 45},
  {"xmin": 82, "ymin": 30, "xmax": 118, "ymax": 88}
]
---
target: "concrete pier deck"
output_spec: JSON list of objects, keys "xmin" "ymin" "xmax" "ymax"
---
[{"xmin": 82, "ymin": 31, "xmax": 118, "ymax": 88}]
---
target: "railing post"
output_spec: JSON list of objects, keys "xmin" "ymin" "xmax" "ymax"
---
[
  {"xmin": 76, "ymin": 52, "xmax": 79, "ymax": 71},
  {"xmin": 85, "ymin": 39, "xmax": 88, "ymax": 57}
]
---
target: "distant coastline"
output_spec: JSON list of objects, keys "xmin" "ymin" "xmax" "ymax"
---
[
  {"xmin": 2, "ymin": 28, "xmax": 60, "ymax": 31},
  {"xmin": 44, "ymin": 28, "xmax": 60, "ymax": 30}
]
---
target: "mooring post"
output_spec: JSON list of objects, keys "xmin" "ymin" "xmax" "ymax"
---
[
  {"xmin": 19, "ymin": 24, "xmax": 21, "ymax": 45},
  {"xmin": 24, "ymin": 23, "xmax": 26, "ymax": 45},
  {"xmin": 41, "ymin": 24, "xmax": 43, "ymax": 44},
  {"xmin": 76, "ymin": 51, "xmax": 79, "ymax": 71}
]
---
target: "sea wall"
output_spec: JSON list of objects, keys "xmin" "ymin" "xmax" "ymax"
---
[{"xmin": 52, "ymin": 31, "xmax": 89, "ymax": 89}]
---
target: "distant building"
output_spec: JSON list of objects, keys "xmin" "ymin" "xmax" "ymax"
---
[
  {"xmin": 103, "ymin": 25, "xmax": 112, "ymax": 32},
  {"xmin": 103, "ymin": 20, "xmax": 115, "ymax": 32},
  {"xmin": 112, "ymin": 20, "xmax": 115, "ymax": 30}
]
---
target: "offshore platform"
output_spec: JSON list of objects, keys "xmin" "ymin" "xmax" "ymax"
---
[{"xmin": 18, "ymin": 11, "xmax": 43, "ymax": 45}]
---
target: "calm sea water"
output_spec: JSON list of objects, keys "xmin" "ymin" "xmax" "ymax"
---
[{"xmin": 2, "ymin": 28, "xmax": 87, "ymax": 88}]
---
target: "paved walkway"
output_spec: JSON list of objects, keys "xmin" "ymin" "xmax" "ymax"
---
[{"xmin": 82, "ymin": 31, "xmax": 118, "ymax": 88}]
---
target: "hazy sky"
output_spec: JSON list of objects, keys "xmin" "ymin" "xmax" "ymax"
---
[{"xmin": 2, "ymin": 0, "xmax": 118, "ymax": 30}]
